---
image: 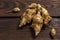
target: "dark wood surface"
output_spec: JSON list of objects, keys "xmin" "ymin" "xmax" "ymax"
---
[
  {"xmin": 0, "ymin": 0, "xmax": 60, "ymax": 17},
  {"xmin": 0, "ymin": 18, "xmax": 60, "ymax": 40},
  {"xmin": 0, "ymin": 0, "xmax": 60, "ymax": 40}
]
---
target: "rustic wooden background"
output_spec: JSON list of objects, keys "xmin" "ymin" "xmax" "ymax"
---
[{"xmin": 0, "ymin": 0, "xmax": 60, "ymax": 40}]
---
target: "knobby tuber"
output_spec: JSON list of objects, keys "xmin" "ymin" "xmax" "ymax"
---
[{"xmin": 19, "ymin": 3, "xmax": 52, "ymax": 37}]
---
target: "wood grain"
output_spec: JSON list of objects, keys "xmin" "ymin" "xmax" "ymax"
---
[
  {"xmin": 0, "ymin": 0, "xmax": 60, "ymax": 17},
  {"xmin": 0, "ymin": 18, "xmax": 60, "ymax": 40},
  {"xmin": 0, "ymin": 0, "xmax": 60, "ymax": 40}
]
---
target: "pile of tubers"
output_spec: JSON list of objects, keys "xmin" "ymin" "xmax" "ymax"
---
[{"xmin": 19, "ymin": 3, "xmax": 56, "ymax": 38}]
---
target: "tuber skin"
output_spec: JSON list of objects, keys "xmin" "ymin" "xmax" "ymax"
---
[
  {"xmin": 31, "ymin": 11, "xmax": 43, "ymax": 36},
  {"xmin": 8, "ymin": 7, "xmax": 20, "ymax": 13},
  {"xmin": 41, "ymin": 7, "xmax": 52, "ymax": 25}
]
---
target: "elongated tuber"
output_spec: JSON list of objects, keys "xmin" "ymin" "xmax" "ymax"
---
[
  {"xmin": 19, "ymin": 3, "xmax": 37, "ymax": 27},
  {"xmin": 41, "ymin": 7, "xmax": 52, "ymax": 25},
  {"xmin": 31, "ymin": 6, "xmax": 43, "ymax": 36}
]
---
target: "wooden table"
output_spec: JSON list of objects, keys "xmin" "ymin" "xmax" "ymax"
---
[{"xmin": 0, "ymin": 0, "xmax": 60, "ymax": 40}]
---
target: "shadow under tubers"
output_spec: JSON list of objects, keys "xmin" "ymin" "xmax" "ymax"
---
[{"xmin": 19, "ymin": 3, "xmax": 54, "ymax": 38}]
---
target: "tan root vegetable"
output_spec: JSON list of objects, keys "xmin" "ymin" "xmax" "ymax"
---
[
  {"xmin": 28, "ymin": 3, "xmax": 37, "ymax": 8},
  {"xmin": 50, "ymin": 28, "xmax": 56, "ymax": 38},
  {"xmin": 31, "ymin": 6, "xmax": 43, "ymax": 36},
  {"xmin": 12, "ymin": 7, "xmax": 20, "ymax": 12},
  {"xmin": 19, "ymin": 3, "xmax": 52, "ymax": 37},
  {"xmin": 19, "ymin": 3, "xmax": 37, "ymax": 27},
  {"xmin": 41, "ymin": 7, "xmax": 52, "ymax": 25},
  {"xmin": 8, "ymin": 7, "xmax": 20, "ymax": 13}
]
